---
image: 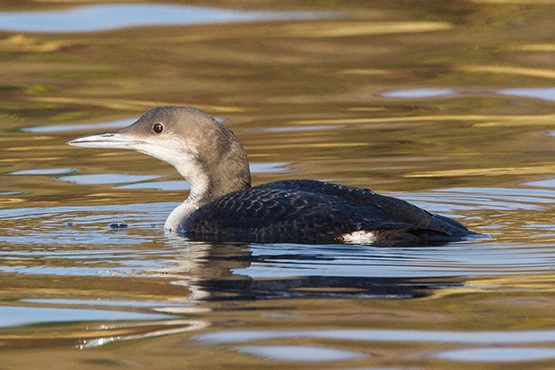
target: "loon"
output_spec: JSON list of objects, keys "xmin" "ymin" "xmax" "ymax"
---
[{"xmin": 68, "ymin": 106, "xmax": 478, "ymax": 246}]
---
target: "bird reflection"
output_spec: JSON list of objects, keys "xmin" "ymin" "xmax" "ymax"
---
[
  {"xmin": 72, "ymin": 238, "xmax": 467, "ymax": 348},
  {"xmin": 161, "ymin": 237, "xmax": 465, "ymax": 302}
]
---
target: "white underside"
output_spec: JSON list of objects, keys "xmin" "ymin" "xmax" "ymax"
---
[{"xmin": 341, "ymin": 230, "xmax": 376, "ymax": 244}]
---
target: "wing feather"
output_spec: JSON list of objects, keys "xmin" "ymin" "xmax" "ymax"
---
[{"xmin": 181, "ymin": 179, "xmax": 473, "ymax": 244}]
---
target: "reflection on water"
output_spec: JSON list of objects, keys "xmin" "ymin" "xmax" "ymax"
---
[
  {"xmin": 434, "ymin": 347, "xmax": 555, "ymax": 363},
  {"xmin": 237, "ymin": 345, "xmax": 369, "ymax": 362},
  {"xmin": 193, "ymin": 271, "xmax": 463, "ymax": 300},
  {"xmin": 76, "ymin": 319, "xmax": 209, "ymax": 349},
  {"xmin": 197, "ymin": 328, "xmax": 555, "ymax": 345},
  {"xmin": 117, "ymin": 180, "xmax": 189, "ymax": 191},
  {"xmin": 198, "ymin": 328, "xmax": 555, "ymax": 362},
  {"xmin": 526, "ymin": 178, "xmax": 555, "ymax": 188},
  {"xmin": 381, "ymin": 87, "xmax": 555, "ymax": 102},
  {"xmin": 58, "ymin": 173, "xmax": 161, "ymax": 185},
  {"xmin": 0, "ymin": 0, "xmax": 554, "ymax": 367},
  {"xmin": 499, "ymin": 88, "xmax": 555, "ymax": 102},
  {"xmin": 22, "ymin": 118, "xmax": 136, "ymax": 133},
  {"xmin": 381, "ymin": 88, "xmax": 457, "ymax": 99},
  {"xmin": 9, "ymin": 168, "xmax": 76, "ymax": 176},
  {"xmin": 0, "ymin": 4, "xmax": 321, "ymax": 33},
  {"xmin": 260, "ymin": 124, "xmax": 344, "ymax": 133},
  {"xmin": 1, "ymin": 168, "xmax": 554, "ymax": 358},
  {"xmin": 0, "ymin": 305, "xmax": 172, "ymax": 328}
]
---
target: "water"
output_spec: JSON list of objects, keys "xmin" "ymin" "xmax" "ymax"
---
[
  {"xmin": 0, "ymin": 4, "xmax": 321, "ymax": 33},
  {"xmin": 1, "ymin": 1, "xmax": 555, "ymax": 368}
]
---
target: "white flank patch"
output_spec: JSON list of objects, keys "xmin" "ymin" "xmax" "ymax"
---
[{"xmin": 341, "ymin": 231, "xmax": 376, "ymax": 244}]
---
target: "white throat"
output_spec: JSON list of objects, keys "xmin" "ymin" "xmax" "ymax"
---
[
  {"xmin": 164, "ymin": 162, "xmax": 212, "ymax": 232},
  {"xmin": 164, "ymin": 199, "xmax": 197, "ymax": 232}
]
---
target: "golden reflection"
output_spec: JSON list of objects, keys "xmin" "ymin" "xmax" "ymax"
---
[
  {"xmin": 282, "ymin": 21, "xmax": 453, "ymax": 37},
  {"xmin": 511, "ymin": 43, "xmax": 555, "ymax": 51},
  {"xmin": 408, "ymin": 163, "xmax": 555, "ymax": 177},
  {"xmin": 468, "ymin": 274, "xmax": 555, "ymax": 292},
  {"xmin": 30, "ymin": 97, "xmax": 248, "ymax": 113},
  {"xmin": 341, "ymin": 69, "xmax": 388, "ymax": 76},
  {"xmin": 0, "ymin": 197, "xmax": 25, "ymax": 205},
  {"xmin": 0, "ymin": 157, "xmax": 62, "ymax": 162},
  {"xmin": 0, "ymin": 136, "xmax": 54, "ymax": 142},
  {"xmin": 5, "ymin": 146, "xmax": 60, "ymax": 151},
  {"xmin": 460, "ymin": 65, "xmax": 555, "ymax": 79},
  {"xmin": 348, "ymin": 107, "xmax": 388, "ymax": 111},
  {"xmin": 432, "ymin": 274, "xmax": 555, "ymax": 300},
  {"xmin": 0, "ymin": 34, "xmax": 67, "ymax": 52},
  {"xmin": 291, "ymin": 114, "xmax": 555, "ymax": 126},
  {"xmin": 248, "ymin": 142, "xmax": 368, "ymax": 150},
  {"xmin": 0, "ymin": 319, "xmax": 209, "ymax": 349},
  {"xmin": 473, "ymin": 114, "xmax": 555, "ymax": 127}
]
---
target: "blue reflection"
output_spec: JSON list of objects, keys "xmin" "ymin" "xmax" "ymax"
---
[
  {"xmin": 434, "ymin": 347, "xmax": 555, "ymax": 362},
  {"xmin": 237, "ymin": 345, "xmax": 368, "ymax": 362},
  {"xmin": 499, "ymin": 88, "xmax": 555, "ymax": 102},
  {"xmin": 0, "ymin": 305, "xmax": 172, "ymax": 328},
  {"xmin": 22, "ymin": 119, "xmax": 135, "ymax": 133},
  {"xmin": 380, "ymin": 87, "xmax": 555, "ymax": 102},
  {"xmin": 197, "ymin": 328, "xmax": 555, "ymax": 344},
  {"xmin": 0, "ymin": 4, "xmax": 318, "ymax": 33},
  {"xmin": 58, "ymin": 173, "xmax": 161, "ymax": 185},
  {"xmin": 9, "ymin": 168, "xmax": 76, "ymax": 176}
]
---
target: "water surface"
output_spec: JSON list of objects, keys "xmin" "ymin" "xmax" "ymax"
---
[
  {"xmin": 0, "ymin": 0, "xmax": 554, "ymax": 368},
  {"xmin": 0, "ymin": 4, "xmax": 320, "ymax": 33}
]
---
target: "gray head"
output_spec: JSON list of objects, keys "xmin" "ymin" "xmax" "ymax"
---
[{"xmin": 68, "ymin": 106, "xmax": 252, "ymax": 228}]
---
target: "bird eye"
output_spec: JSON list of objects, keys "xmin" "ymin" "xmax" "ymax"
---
[{"xmin": 152, "ymin": 122, "xmax": 164, "ymax": 134}]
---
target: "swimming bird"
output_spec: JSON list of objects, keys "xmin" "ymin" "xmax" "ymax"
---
[{"xmin": 68, "ymin": 106, "xmax": 477, "ymax": 246}]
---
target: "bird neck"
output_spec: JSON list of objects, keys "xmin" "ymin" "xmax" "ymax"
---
[
  {"xmin": 164, "ymin": 142, "xmax": 251, "ymax": 232},
  {"xmin": 165, "ymin": 199, "xmax": 196, "ymax": 232}
]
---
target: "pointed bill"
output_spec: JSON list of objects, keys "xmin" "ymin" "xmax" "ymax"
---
[{"xmin": 66, "ymin": 132, "xmax": 142, "ymax": 149}]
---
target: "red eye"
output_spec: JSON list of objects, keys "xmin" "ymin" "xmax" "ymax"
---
[{"xmin": 153, "ymin": 123, "xmax": 164, "ymax": 134}]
